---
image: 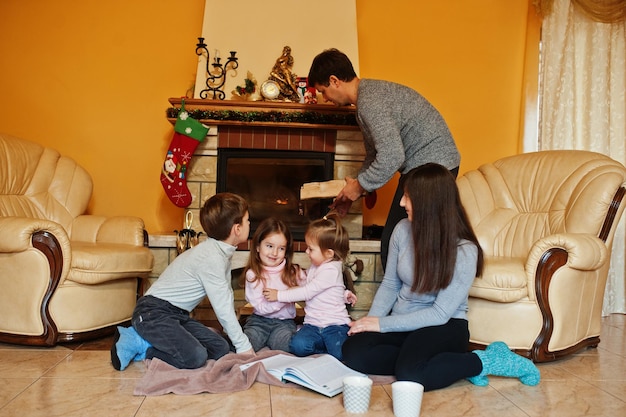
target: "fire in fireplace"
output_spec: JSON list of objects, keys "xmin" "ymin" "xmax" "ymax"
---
[{"xmin": 217, "ymin": 149, "xmax": 334, "ymax": 240}]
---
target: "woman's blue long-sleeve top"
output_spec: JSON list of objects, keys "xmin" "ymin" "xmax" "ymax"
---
[{"xmin": 369, "ymin": 219, "xmax": 478, "ymax": 333}]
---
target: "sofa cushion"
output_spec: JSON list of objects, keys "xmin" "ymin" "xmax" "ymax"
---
[
  {"xmin": 69, "ymin": 242, "xmax": 154, "ymax": 285},
  {"xmin": 469, "ymin": 257, "xmax": 528, "ymax": 302}
]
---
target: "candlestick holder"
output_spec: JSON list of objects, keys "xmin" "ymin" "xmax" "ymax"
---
[{"xmin": 195, "ymin": 37, "xmax": 238, "ymax": 100}]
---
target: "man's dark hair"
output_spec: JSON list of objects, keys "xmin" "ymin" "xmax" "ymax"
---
[{"xmin": 307, "ymin": 48, "xmax": 357, "ymax": 87}]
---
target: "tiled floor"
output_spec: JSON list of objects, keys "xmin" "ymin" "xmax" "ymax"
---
[{"xmin": 0, "ymin": 314, "xmax": 625, "ymax": 417}]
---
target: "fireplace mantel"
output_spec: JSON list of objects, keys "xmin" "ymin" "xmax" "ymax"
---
[
  {"xmin": 164, "ymin": 97, "xmax": 366, "ymax": 240},
  {"xmin": 167, "ymin": 97, "xmax": 359, "ymax": 130}
]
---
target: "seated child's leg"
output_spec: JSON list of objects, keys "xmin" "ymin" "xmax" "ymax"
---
[
  {"xmin": 266, "ymin": 319, "xmax": 297, "ymax": 352},
  {"xmin": 243, "ymin": 314, "xmax": 274, "ymax": 352},
  {"xmin": 321, "ymin": 324, "xmax": 350, "ymax": 360},
  {"xmin": 289, "ymin": 324, "xmax": 325, "ymax": 357}
]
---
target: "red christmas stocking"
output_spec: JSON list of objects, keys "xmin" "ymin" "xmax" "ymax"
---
[{"xmin": 160, "ymin": 107, "xmax": 208, "ymax": 207}]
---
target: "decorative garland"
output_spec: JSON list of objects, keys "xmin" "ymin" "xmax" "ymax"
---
[
  {"xmin": 166, "ymin": 107, "xmax": 358, "ymax": 127},
  {"xmin": 235, "ymin": 78, "xmax": 256, "ymax": 96}
]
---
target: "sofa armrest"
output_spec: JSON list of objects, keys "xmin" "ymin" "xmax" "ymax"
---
[
  {"xmin": 0, "ymin": 217, "xmax": 71, "ymax": 260},
  {"xmin": 527, "ymin": 233, "xmax": 607, "ymax": 274},
  {"xmin": 0, "ymin": 217, "xmax": 72, "ymax": 345},
  {"xmin": 71, "ymin": 215, "xmax": 147, "ymax": 246},
  {"xmin": 524, "ymin": 233, "xmax": 608, "ymax": 361},
  {"xmin": 525, "ymin": 233, "xmax": 607, "ymax": 300}
]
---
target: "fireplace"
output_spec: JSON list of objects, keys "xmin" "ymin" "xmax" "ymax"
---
[
  {"xmin": 217, "ymin": 149, "xmax": 334, "ymax": 240},
  {"xmin": 166, "ymin": 98, "xmax": 365, "ymax": 240}
]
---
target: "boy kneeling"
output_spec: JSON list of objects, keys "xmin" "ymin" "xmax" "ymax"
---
[{"xmin": 111, "ymin": 193, "xmax": 254, "ymax": 370}]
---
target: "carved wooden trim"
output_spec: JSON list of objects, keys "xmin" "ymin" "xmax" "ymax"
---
[
  {"xmin": 599, "ymin": 186, "xmax": 626, "ymax": 242},
  {"xmin": 530, "ymin": 247, "xmax": 567, "ymax": 362},
  {"xmin": 30, "ymin": 231, "xmax": 62, "ymax": 345},
  {"xmin": 57, "ymin": 325, "xmax": 122, "ymax": 344},
  {"xmin": 0, "ymin": 231, "xmax": 62, "ymax": 346}
]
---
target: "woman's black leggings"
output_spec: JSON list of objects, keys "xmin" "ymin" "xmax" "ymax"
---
[{"xmin": 342, "ymin": 318, "xmax": 482, "ymax": 391}]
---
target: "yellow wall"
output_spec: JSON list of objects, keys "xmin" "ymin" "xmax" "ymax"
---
[
  {"xmin": 356, "ymin": 0, "xmax": 538, "ymax": 225},
  {"xmin": 0, "ymin": 0, "xmax": 539, "ymax": 233}
]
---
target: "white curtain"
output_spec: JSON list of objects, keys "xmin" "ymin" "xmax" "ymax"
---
[{"xmin": 538, "ymin": 0, "xmax": 626, "ymax": 314}]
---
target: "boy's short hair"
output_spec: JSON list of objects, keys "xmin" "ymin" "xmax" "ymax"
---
[
  {"xmin": 200, "ymin": 192, "xmax": 248, "ymax": 241},
  {"xmin": 307, "ymin": 48, "xmax": 357, "ymax": 87}
]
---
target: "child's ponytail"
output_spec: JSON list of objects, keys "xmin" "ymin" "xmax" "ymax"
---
[{"xmin": 307, "ymin": 211, "xmax": 351, "ymax": 262}]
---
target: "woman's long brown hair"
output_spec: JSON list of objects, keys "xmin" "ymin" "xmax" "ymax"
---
[{"xmin": 402, "ymin": 163, "xmax": 484, "ymax": 293}]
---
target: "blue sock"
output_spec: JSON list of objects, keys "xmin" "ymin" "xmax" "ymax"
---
[
  {"xmin": 110, "ymin": 326, "xmax": 152, "ymax": 371},
  {"xmin": 467, "ymin": 341, "xmax": 540, "ymax": 387}
]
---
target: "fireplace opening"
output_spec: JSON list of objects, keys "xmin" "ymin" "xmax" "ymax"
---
[{"xmin": 217, "ymin": 149, "xmax": 334, "ymax": 240}]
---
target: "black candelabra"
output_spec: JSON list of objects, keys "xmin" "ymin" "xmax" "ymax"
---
[{"xmin": 195, "ymin": 37, "xmax": 238, "ymax": 100}]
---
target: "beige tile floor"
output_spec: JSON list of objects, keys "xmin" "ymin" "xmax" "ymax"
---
[{"xmin": 0, "ymin": 314, "xmax": 624, "ymax": 417}]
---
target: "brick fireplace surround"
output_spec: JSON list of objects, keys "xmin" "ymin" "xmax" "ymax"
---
[{"xmin": 148, "ymin": 98, "xmax": 383, "ymax": 322}]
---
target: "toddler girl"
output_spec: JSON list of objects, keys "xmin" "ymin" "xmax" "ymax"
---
[{"xmin": 263, "ymin": 213, "xmax": 355, "ymax": 360}]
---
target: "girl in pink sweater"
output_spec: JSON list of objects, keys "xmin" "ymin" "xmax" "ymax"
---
[
  {"xmin": 263, "ymin": 213, "xmax": 356, "ymax": 360},
  {"xmin": 243, "ymin": 218, "xmax": 306, "ymax": 352}
]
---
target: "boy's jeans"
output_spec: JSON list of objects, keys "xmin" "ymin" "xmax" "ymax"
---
[
  {"xmin": 132, "ymin": 295, "xmax": 231, "ymax": 369},
  {"xmin": 289, "ymin": 323, "xmax": 349, "ymax": 360}
]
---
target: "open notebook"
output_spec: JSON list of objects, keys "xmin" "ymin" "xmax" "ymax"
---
[{"xmin": 240, "ymin": 353, "xmax": 365, "ymax": 397}]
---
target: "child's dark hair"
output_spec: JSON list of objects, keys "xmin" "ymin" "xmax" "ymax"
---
[
  {"xmin": 305, "ymin": 212, "xmax": 355, "ymax": 293},
  {"xmin": 199, "ymin": 192, "xmax": 248, "ymax": 241},
  {"xmin": 243, "ymin": 217, "xmax": 301, "ymax": 288}
]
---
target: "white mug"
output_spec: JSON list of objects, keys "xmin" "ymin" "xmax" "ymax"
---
[
  {"xmin": 392, "ymin": 381, "xmax": 424, "ymax": 417},
  {"xmin": 343, "ymin": 376, "xmax": 373, "ymax": 413}
]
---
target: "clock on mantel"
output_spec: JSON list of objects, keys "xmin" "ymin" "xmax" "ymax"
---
[{"xmin": 166, "ymin": 98, "xmax": 359, "ymax": 130}]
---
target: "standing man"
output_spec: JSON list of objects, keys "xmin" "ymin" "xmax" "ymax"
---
[{"xmin": 307, "ymin": 48, "xmax": 460, "ymax": 270}]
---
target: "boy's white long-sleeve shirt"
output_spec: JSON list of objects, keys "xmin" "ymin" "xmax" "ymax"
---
[
  {"xmin": 145, "ymin": 238, "xmax": 252, "ymax": 353},
  {"xmin": 276, "ymin": 260, "xmax": 351, "ymax": 328}
]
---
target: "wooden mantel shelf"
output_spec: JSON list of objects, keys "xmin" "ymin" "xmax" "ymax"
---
[{"xmin": 167, "ymin": 97, "xmax": 359, "ymax": 130}]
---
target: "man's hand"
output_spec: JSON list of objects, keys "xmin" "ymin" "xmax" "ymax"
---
[
  {"xmin": 329, "ymin": 177, "xmax": 366, "ymax": 217},
  {"xmin": 340, "ymin": 177, "xmax": 366, "ymax": 202}
]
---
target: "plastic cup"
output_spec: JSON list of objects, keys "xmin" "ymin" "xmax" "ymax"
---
[
  {"xmin": 392, "ymin": 381, "xmax": 424, "ymax": 417},
  {"xmin": 343, "ymin": 376, "xmax": 373, "ymax": 413}
]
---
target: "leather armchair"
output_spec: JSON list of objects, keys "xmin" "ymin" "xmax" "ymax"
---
[
  {"xmin": 0, "ymin": 133, "xmax": 154, "ymax": 346},
  {"xmin": 457, "ymin": 150, "xmax": 626, "ymax": 362}
]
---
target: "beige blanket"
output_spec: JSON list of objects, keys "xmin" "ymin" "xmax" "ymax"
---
[
  {"xmin": 133, "ymin": 350, "xmax": 286, "ymax": 396},
  {"xmin": 133, "ymin": 350, "xmax": 395, "ymax": 396}
]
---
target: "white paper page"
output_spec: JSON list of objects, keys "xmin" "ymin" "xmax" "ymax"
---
[
  {"xmin": 285, "ymin": 355, "xmax": 364, "ymax": 393},
  {"xmin": 239, "ymin": 353, "xmax": 298, "ymax": 374}
]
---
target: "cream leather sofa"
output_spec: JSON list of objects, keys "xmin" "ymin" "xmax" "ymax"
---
[
  {"xmin": 0, "ymin": 133, "xmax": 154, "ymax": 346},
  {"xmin": 458, "ymin": 150, "xmax": 626, "ymax": 362}
]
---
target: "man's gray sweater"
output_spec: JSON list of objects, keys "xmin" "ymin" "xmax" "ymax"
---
[{"xmin": 356, "ymin": 79, "xmax": 460, "ymax": 191}]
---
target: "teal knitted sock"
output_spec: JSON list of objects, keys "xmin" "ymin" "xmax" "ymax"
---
[
  {"xmin": 110, "ymin": 326, "xmax": 152, "ymax": 371},
  {"xmin": 467, "ymin": 341, "xmax": 540, "ymax": 387}
]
